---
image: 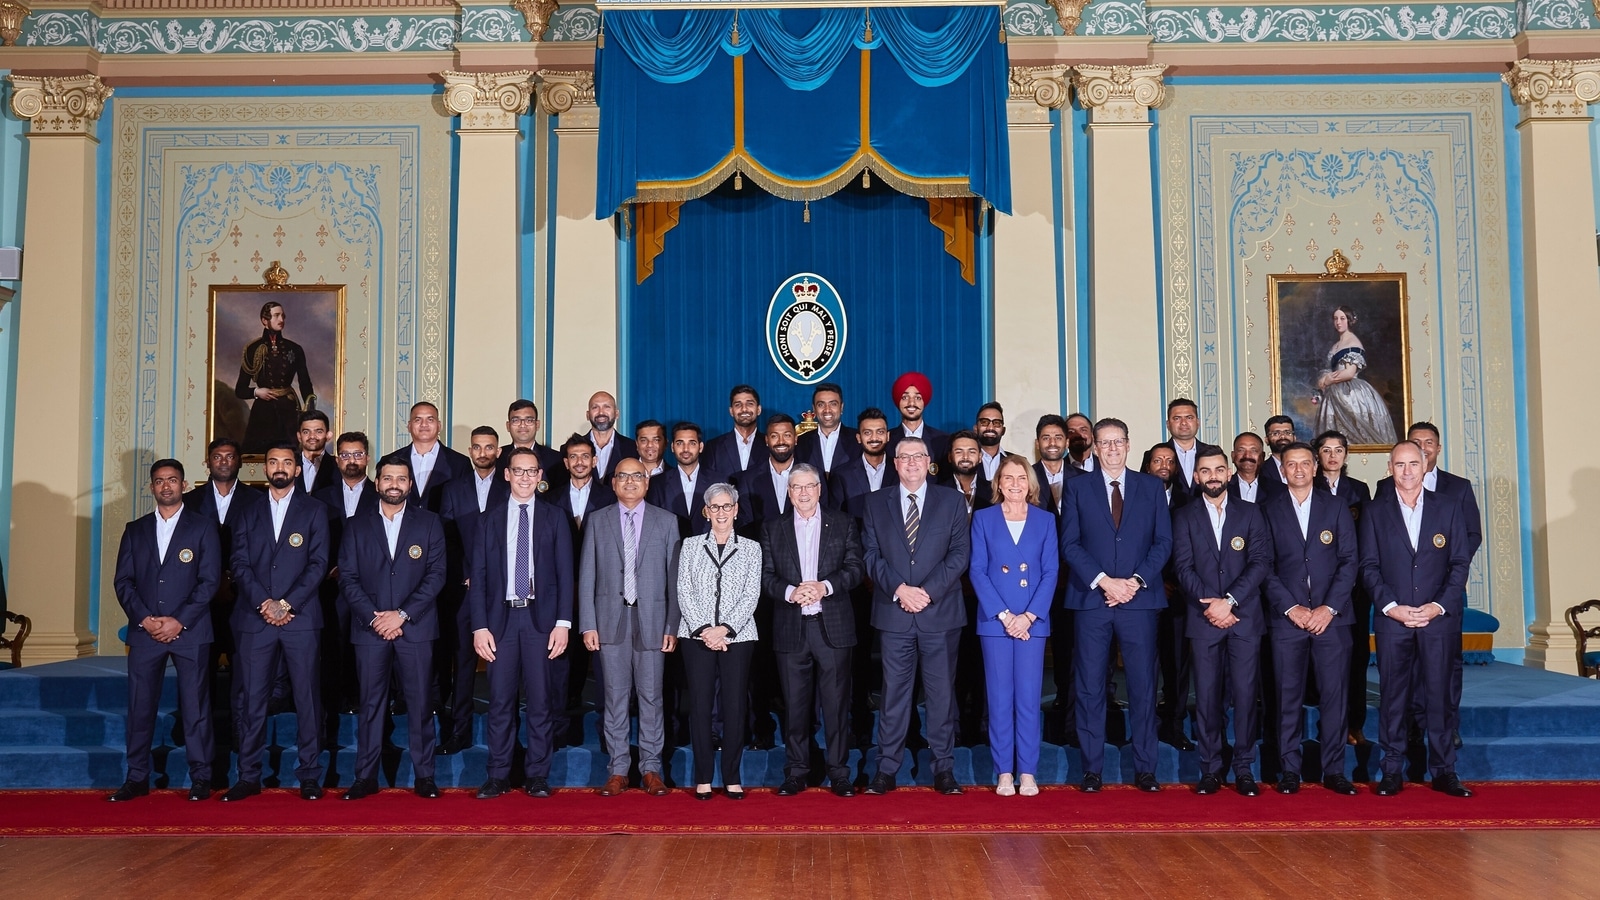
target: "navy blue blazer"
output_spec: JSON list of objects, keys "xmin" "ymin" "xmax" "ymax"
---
[
  {"xmin": 183, "ymin": 481, "xmax": 263, "ymax": 573},
  {"xmin": 467, "ymin": 496, "xmax": 575, "ymax": 638},
  {"xmin": 936, "ymin": 470, "xmax": 994, "ymax": 516},
  {"xmin": 1171, "ymin": 497, "xmax": 1274, "ymax": 638},
  {"xmin": 378, "ymin": 442, "xmax": 472, "ymax": 513},
  {"xmin": 590, "ymin": 432, "xmax": 639, "ymax": 482},
  {"xmin": 1374, "ymin": 468, "xmax": 1481, "ymax": 557},
  {"xmin": 826, "ymin": 457, "xmax": 897, "ymax": 519},
  {"xmin": 703, "ymin": 430, "xmax": 765, "ymax": 484},
  {"xmin": 1031, "ymin": 460, "xmax": 1085, "ymax": 516},
  {"xmin": 303, "ymin": 452, "xmax": 339, "ymax": 495},
  {"xmin": 861, "ymin": 483, "xmax": 971, "ymax": 633},
  {"xmin": 646, "ymin": 466, "xmax": 712, "ymax": 537},
  {"xmin": 1229, "ymin": 473, "xmax": 1287, "ymax": 506},
  {"xmin": 796, "ymin": 425, "xmax": 860, "ymax": 475},
  {"xmin": 547, "ymin": 478, "xmax": 616, "ymax": 562},
  {"xmin": 229, "ymin": 489, "xmax": 331, "ymax": 632},
  {"xmin": 1261, "ymin": 489, "xmax": 1358, "ymax": 630},
  {"xmin": 969, "ymin": 504, "xmax": 1059, "ymax": 637},
  {"xmin": 439, "ymin": 472, "xmax": 509, "ymax": 590},
  {"xmin": 114, "ymin": 507, "xmax": 222, "ymax": 654},
  {"xmin": 1358, "ymin": 489, "xmax": 1472, "ymax": 635},
  {"xmin": 1058, "ymin": 469, "xmax": 1173, "ymax": 612},
  {"xmin": 887, "ymin": 425, "xmax": 949, "ymax": 471},
  {"xmin": 1314, "ymin": 472, "xmax": 1371, "ymax": 520},
  {"xmin": 313, "ymin": 478, "xmax": 378, "ymax": 564},
  {"xmin": 338, "ymin": 504, "xmax": 448, "ymax": 644}
]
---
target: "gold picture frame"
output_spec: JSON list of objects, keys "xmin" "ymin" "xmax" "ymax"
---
[
  {"xmin": 207, "ymin": 263, "xmax": 346, "ymax": 462},
  {"xmin": 1267, "ymin": 250, "xmax": 1412, "ymax": 454}
]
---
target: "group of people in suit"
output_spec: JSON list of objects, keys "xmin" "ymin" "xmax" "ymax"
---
[{"xmin": 105, "ymin": 373, "xmax": 1480, "ymax": 803}]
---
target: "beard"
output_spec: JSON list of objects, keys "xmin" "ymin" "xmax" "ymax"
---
[
  {"xmin": 978, "ymin": 432, "xmax": 1002, "ymax": 447},
  {"xmin": 769, "ymin": 446, "xmax": 794, "ymax": 464},
  {"xmin": 951, "ymin": 459, "xmax": 979, "ymax": 476},
  {"xmin": 1067, "ymin": 437, "xmax": 1090, "ymax": 456},
  {"xmin": 1200, "ymin": 480, "xmax": 1227, "ymax": 498},
  {"xmin": 267, "ymin": 472, "xmax": 296, "ymax": 490}
]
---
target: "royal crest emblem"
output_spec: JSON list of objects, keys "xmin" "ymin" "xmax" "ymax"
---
[{"xmin": 767, "ymin": 273, "xmax": 846, "ymax": 385}]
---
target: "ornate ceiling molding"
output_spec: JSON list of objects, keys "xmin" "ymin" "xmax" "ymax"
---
[
  {"xmin": 509, "ymin": 0, "xmax": 558, "ymax": 41},
  {"xmin": 0, "ymin": 1, "xmax": 28, "ymax": 46}
]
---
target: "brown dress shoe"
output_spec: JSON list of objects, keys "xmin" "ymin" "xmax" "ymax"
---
[
  {"xmin": 642, "ymin": 772, "xmax": 670, "ymax": 796},
  {"xmin": 598, "ymin": 775, "xmax": 629, "ymax": 797}
]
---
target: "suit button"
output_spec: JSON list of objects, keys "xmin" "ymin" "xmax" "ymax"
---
[
  {"xmin": 1019, "ymin": 563, "xmax": 1028, "ymax": 572},
  {"xmin": 1020, "ymin": 579, "xmax": 1028, "ymax": 588},
  {"xmin": 1001, "ymin": 566, "xmax": 1010, "ymax": 574}
]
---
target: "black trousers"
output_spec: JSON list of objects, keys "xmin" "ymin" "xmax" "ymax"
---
[
  {"xmin": 1273, "ymin": 625, "xmax": 1352, "ymax": 779},
  {"xmin": 776, "ymin": 616, "xmax": 853, "ymax": 784},
  {"xmin": 682, "ymin": 639, "xmax": 753, "ymax": 786},
  {"xmin": 484, "ymin": 611, "xmax": 556, "ymax": 780},
  {"xmin": 1189, "ymin": 626, "xmax": 1261, "ymax": 777},
  {"xmin": 353, "ymin": 639, "xmax": 436, "ymax": 782},
  {"xmin": 126, "ymin": 640, "xmax": 213, "ymax": 784},
  {"xmin": 235, "ymin": 627, "xmax": 323, "ymax": 784},
  {"xmin": 1156, "ymin": 603, "xmax": 1192, "ymax": 733},
  {"xmin": 436, "ymin": 587, "xmax": 478, "ymax": 746}
]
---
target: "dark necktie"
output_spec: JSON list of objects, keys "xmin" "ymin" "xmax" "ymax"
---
[
  {"xmin": 515, "ymin": 502, "xmax": 532, "ymax": 599},
  {"xmin": 905, "ymin": 493, "xmax": 921, "ymax": 554},
  {"xmin": 1110, "ymin": 479, "xmax": 1124, "ymax": 530}
]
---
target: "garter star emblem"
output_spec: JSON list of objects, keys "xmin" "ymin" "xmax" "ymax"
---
[
  {"xmin": 288, "ymin": 533, "xmax": 304, "ymax": 548},
  {"xmin": 1230, "ymin": 536, "xmax": 1245, "ymax": 551},
  {"xmin": 767, "ymin": 273, "xmax": 846, "ymax": 385},
  {"xmin": 1433, "ymin": 533, "xmax": 1446, "ymax": 548},
  {"xmin": 408, "ymin": 544, "xmax": 423, "ymax": 559},
  {"xmin": 178, "ymin": 548, "xmax": 194, "ymax": 563}
]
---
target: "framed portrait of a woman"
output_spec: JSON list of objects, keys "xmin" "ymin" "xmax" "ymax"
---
[{"xmin": 1267, "ymin": 252, "xmax": 1411, "ymax": 453}]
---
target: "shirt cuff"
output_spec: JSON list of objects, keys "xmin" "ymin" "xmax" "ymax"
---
[
  {"xmin": 1090, "ymin": 572, "xmax": 1108, "ymax": 589},
  {"xmin": 784, "ymin": 585, "xmax": 796, "ymax": 602},
  {"xmin": 1430, "ymin": 603, "xmax": 1447, "ymax": 617},
  {"xmin": 1381, "ymin": 601, "xmax": 1398, "ymax": 615},
  {"xmin": 555, "ymin": 619, "xmax": 571, "ymax": 629}
]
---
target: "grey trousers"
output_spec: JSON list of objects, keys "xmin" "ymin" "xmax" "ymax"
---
[{"xmin": 598, "ymin": 605, "xmax": 666, "ymax": 777}]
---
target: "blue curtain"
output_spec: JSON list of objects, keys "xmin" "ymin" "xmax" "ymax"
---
[
  {"xmin": 596, "ymin": 6, "xmax": 1010, "ymax": 216},
  {"xmin": 626, "ymin": 184, "xmax": 987, "ymax": 439}
]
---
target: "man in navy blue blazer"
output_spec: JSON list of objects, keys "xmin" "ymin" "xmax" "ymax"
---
[
  {"xmin": 861, "ymin": 435, "xmax": 971, "ymax": 796},
  {"xmin": 339, "ymin": 458, "xmax": 448, "ymax": 800},
  {"xmin": 109, "ymin": 459, "xmax": 222, "ymax": 802},
  {"xmin": 1173, "ymin": 447, "xmax": 1274, "ymax": 796},
  {"xmin": 313, "ymin": 432, "xmax": 379, "ymax": 719},
  {"xmin": 469, "ymin": 447, "xmax": 574, "ymax": 799},
  {"xmin": 794, "ymin": 382, "xmax": 860, "ymax": 476},
  {"xmin": 827, "ymin": 408, "xmax": 898, "ymax": 519},
  {"xmin": 1262, "ymin": 443, "xmax": 1360, "ymax": 796},
  {"xmin": 1229, "ymin": 432, "xmax": 1287, "ymax": 506},
  {"xmin": 547, "ymin": 433, "xmax": 616, "ymax": 740},
  {"xmin": 1058, "ymin": 417, "xmax": 1172, "ymax": 793},
  {"xmin": 435, "ymin": 425, "xmax": 509, "ymax": 755},
  {"xmin": 224, "ymin": 443, "xmax": 331, "ymax": 802},
  {"xmin": 378, "ymin": 401, "xmax": 472, "ymax": 513},
  {"xmin": 1360, "ymin": 440, "xmax": 1474, "ymax": 798},
  {"xmin": 647, "ymin": 422, "xmax": 713, "ymax": 537}
]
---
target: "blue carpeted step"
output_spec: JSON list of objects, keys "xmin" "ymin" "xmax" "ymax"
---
[
  {"xmin": 0, "ymin": 708, "xmax": 122, "ymax": 746},
  {"xmin": 0, "ymin": 745, "xmax": 131, "ymax": 788}
]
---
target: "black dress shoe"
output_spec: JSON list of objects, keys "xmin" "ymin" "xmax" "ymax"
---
[
  {"xmin": 437, "ymin": 737, "xmax": 467, "ymax": 756},
  {"xmin": 1234, "ymin": 774, "xmax": 1260, "ymax": 797},
  {"xmin": 776, "ymin": 777, "xmax": 807, "ymax": 797},
  {"xmin": 831, "ymin": 782, "xmax": 855, "ymax": 798},
  {"xmin": 525, "ymin": 778, "xmax": 552, "ymax": 798},
  {"xmin": 1277, "ymin": 773, "xmax": 1303, "ymax": 795},
  {"xmin": 220, "ymin": 781, "xmax": 261, "ymax": 802},
  {"xmin": 300, "ymin": 780, "xmax": 325, "ymax": 801},
  {"xmin": 1375, "ymin": 773, "xmax": 1404, "ymax": 796},
  {"xmin": 187, "ymin": 780, "xmax": 213, "ymax": 801},
  {"xmin": 1322, "ymin": 775, "xmax": 1358, "ymax": 796},
  {"xmin": 414, "ymin": 777, "xmax": 441, "ymax": 799},
  {"xmin": 724, "ymin": 787, "xmax": 746, "ymax": 800},
  {"xmin": 864, "ymin": 773, "xmax": 895, "ymax": 795},
  {"xmin": 477, "ymin": 777, "xmax": 510, "ymax": 799},
  {"xmin": 934, "ymin": 772, "xmax": 964, "ymax": 796},
  {"xmin": 694, "ymin": 788, "xmax": 714, "ymax": 801},
  {"xmin": 107, "ymin": 781, "xmax": 149, "ymax": 802},
  {"xmin": 1134, "ymin": 773, "xmax": 1161, "ymax": 793},
  {"xmin": 1194, "ymin": 774, "xmax": 1221, "ymax": 795},
  {"xmin": 1160, "ymin": 727, "xmax": 1197, "ymax": 752},
  {"xmin": 344, "ymin": 778, "xmax": 380, "ymax": 800},
  {"xmin": 1080, "ymin": 773, "xmax": 1103, "ymax": 793},
  {"xmin": 1430, "ymin": 773, "xmax": 1473, "ymax": 798}
]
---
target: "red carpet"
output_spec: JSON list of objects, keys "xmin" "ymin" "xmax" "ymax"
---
[{"xmin": 3, "ymin": 782, "xmax": 1598, "ymax": 836}]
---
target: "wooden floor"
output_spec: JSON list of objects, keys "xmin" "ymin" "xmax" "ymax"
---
[{"xmin": 3, "ymin": 830, "xmax": 1596, "ymax": 898}]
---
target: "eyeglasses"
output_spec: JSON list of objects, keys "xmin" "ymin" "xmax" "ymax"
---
[
  {"xmin": 337, "ymin": 452, "xmax": 368, "ymax": 460},
  {"xmin": 613, "ymin": 472, "xmax": 649, "ymax": 483},
  {"xmin": 895, "ymin": 452, "xmax": 929, "ymax": 461},
  {"xmin": 508, "ymin": 467, "xmax": 541, "ymax": 478},
  {"xmin": 508, "ymin": 417, "xmax": 538, "ymax": 426},
  {"xmin": 1095, "ymin": 439, "xmax": 1129, "ymax": 449},
  {"xmin": 790, "ymin": 482, "xmax": 821, "ymax": 492},
  {"xmin": 705, "ymin": 502, "xmax": 737, "ymax": 513},
  {"xmin": 977, "ymin": 418, "xmax": 1005, "ymax": 427}
]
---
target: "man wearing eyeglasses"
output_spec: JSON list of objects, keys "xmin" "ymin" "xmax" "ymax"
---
[
  {"xmin": 1058, "ymin": 418, "xmax": 1173, "ymax": 793},
  {"xmin": 470, "ymin": 448, "xmax": 574, "ymax": 798},
  {"xmin": 497, "ymin": 399, "xmax": 564, "ymax": 486},
  {"xmin": 861, "ymin": 437, "xmax": 971, "ymax": 796}
]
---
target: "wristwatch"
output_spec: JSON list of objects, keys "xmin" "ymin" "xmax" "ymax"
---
[{"xmin": 1131, "ymin": 575, "xmax": 1148, "ymax": 591}]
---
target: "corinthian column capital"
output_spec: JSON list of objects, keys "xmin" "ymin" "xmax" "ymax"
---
[
  {"xmin": 441, "ymin": 70, "xmax": 536, "ymax": 131},
  {"xmin": 1071, "ymin": 64, "xmax": 1167, "ymax": 124},
  {"xmin": 1009, "ymin": 65, "xmax": 1072, "ymax": 110},
  {"xmin": 6, "ymin": 73, "xmax": 112, "ymax": 136},
  {"xmin": 1504, "ymin": 58, "xmax": 1600, "ymax": 122},
  {"xmin": 535, "ymin": 70, "xmax": 596, "ymax": 118}
]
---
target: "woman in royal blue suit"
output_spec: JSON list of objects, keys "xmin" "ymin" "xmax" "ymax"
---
[{"xmin": 970, "ymin": 454, "xmax": 1060, "ymax": 796}]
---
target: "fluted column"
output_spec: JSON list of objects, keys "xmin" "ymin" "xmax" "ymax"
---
[
  {"xmin": 1504, "ymin": 58, "xmax": 1600, "ymax": 673},
  {"xmin": 1073, "ymin": 64, "xmax": 1167, "ymax": 442},
  {"xmin": 537, "ymin": 70, "xmax": 619, "ymax": 437},
  {"xmin": 995, "ymin": 66, "xmax": 1071, "ymax": 455},
  {"xmin": 441, "ymin": 70, "xmax": 535, "ymax": 442},
  {"xmin": 5, "ymin": 73, "xmax": 111, "ymax": 661}
]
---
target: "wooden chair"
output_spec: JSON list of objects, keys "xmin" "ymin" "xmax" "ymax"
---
[
  {"xmin": 0, "ymin": 611, "xmax": 30, "ymax": 669},
  {"xmin": 1566, "ymin": 599, "xmax": 1600, "ymax": 679}
]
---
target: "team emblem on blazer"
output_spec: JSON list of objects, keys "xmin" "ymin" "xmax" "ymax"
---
[
  {"xmin": 288, "ymin": 532, "xmax": 304, "ymax": 548},
  {"xmin": 766, "ymin": 273, "xmax": 847, "ymax": 385},
  {"xmin": 408, "ymin": 544, "xmax": 422, "ymax": 559},
  {"xmin": 928, "ymin": 461, "xmax": 939, "ymax": 476},
  {"xmin": 178, "ymin": 548, "xmax": 194, "ymax": 563},
  {"xmin": 1319, "ymin": 530, "xmax": 1333, "ymax": 545},
  {"xmin": 537, "ymin": 480, "xmax": 549, "ymax": 494},
  {"xmin": 1231, "ymin": 536, "xmax": 1245, "ymax": 551},
  {"xmin": 1433, "ymin": 533, "xmax": 1446, "ymax": 548}
]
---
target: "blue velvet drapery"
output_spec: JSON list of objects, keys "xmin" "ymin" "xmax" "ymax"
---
[{"xmin": 597, "ymin": 6, "xmax": 1011, "ymax": 217}]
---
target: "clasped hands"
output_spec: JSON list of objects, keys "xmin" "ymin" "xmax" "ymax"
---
[
  {"xmin": 1200, "ymin": 598, "xmax": 1240, "ymax": 630},
  {"xmin": 790, "ymin": 581, "xmax": 829, "ymax": 608},
  {"xmin": 698, "ymin": 625, "xmax": 733, "ymax": 652},
  {"xmin": 141, "ymin": 616, "xmax": 182, "ymax": 643},
  {"xmin": 253, "ymin": 387, "xmax": 292, "ymax": 401},
  {"xmin": 1286, "ymin": 605, "xmax": 1335, "ymax": 635},
  {"xmin": 894, "ymin": 584, "xmax": 931, "ymax": 613},
  {"xmin": 1099, "ymin": 577, "xmax": 1140, "ymax": 606},
  {"xmin": 258, "ymin": 599, "xmax": 294, "ymax": 627},
  {"xmin": 1386, "ymin": 604, "xmax": 1442, "ymax": 628},
  {"xmin": 371, "ymin": 610, "xmax": 406, "ymax": 641},
  {"xmin": 1000, "ymin": 611, "xmax": 1034, "ymax": 641}
]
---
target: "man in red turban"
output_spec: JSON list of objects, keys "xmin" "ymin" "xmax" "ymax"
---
[{"xmin": 888, "ymin": 372, "xmax": 950, "ymax": 468}]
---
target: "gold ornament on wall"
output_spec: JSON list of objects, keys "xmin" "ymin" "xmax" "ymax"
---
[
  {"xmin": 1050, "ymin": 0, "xmax": 1091, "ymax": 36},
  {"xmin": 511, "ymin": 0, "xmax": 560, "ymax": 42},
  {"xmin": 0, "ymin": 1, "xmax": 29, "ymax": 46}
]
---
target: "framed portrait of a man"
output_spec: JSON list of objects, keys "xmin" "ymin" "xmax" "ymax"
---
[
  {"xmin": 208, "ymin": 266, "xmax": 345, "ymax": 460},
  {"xmin": 1267, "ymin": 250, "xmax": 1412, "ymax": 453}
]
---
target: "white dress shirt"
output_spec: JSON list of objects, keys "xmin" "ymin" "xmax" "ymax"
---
[
  {"xmin": 1174, "ymin": 442, "xmax": 1198, "ymax": 486},
  {"xmin": 1325, "ymin": 475, "xmax": 1342, "ymax": 496},
  {"xmin": 1423, "ymin": 468, "xmax": 1439, "ymax": 492},
  {"xmin": 1382, "ymin": 491, "xmax": 1439, "ymax": 617},
  {"xmin": 155, "ymin": 505, "xmax": 183, "ymax": 563},
  {"xmin": 768, "ymin": 462, "xmax": 792, "ymax": 515},
  {"xmin": 211, "ymin": 481, "xmax": 234, "ymax": 525},
  {"xmin": 1290, "ymin": 489, "xmax": 1313, "ymax": 540},
  {"xmin": 980, "ymin": 449, "xmax": 1003, "ymax": 481},
  {"xmin": 817, "ymin": 427, "xmax": 842, "ymax": 472},
  {"xmin": 1089, "ymin": 469, "xmax": 1131, "ymax": 589},
  {"xmin": 301, "ymin": 454, "xmax": 322, "ymax": 493},
  {"xmin": 410, "ymin": 444, "xmax": 439, "ymax": 495},
  {"xmin": 1236, "ymin": 477, "xmax": 1260, "ymax": 504},
  {"xmin": 568, "ymin": 481, "xmax": 593, "ymax": 524},
  {"xmin": 899, "ymin": 482, "xmax": 929, "ymax": 521},
  {"xmin": 678, "ymin": 466, "xmax": 700, "ymax": 506},
  {"xmin": 901, "ymin": 422, "xmax": 926, "ymax": 440},
  {"xmin": 789, "ymin": 508, "xmax": 825, "ymax": 615},
  {"xmin": 381, "ymin": 505, "xmax": 405, "ymax": 558},
  {"xmin": 734, "ymin": 429, "xmax": 757, "ymax": 470},
  {"xmin": 863, "ymin": 457, "xmax": 887, "ymax": 492},
  {"xmin": 268, "ymin": 490, "xmax": 293, "ymax": 542},
  {"xmin": 341, "ymin": 480, "xmax": 365, "ymax": 518},
  {"xmin": 1073, "ymin": 453, "xmax": 1097, "ymax": 473},
  {"xmin": 1204, "ymin": 496, "xmax": 1227, "ymax": 549},
  {"xmin": 473, "ymin": 471, "xmax": 496, "ymax": 513},
  {"xmin": 590, "ymin": 432, "xmax": 616, "ymax": 479}
]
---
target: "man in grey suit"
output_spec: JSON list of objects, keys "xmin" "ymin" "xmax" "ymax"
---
[
  {"xmin": 861, "ymin": 436, "xmax": 972, "ymax": 796},
  {"xmin": 578, "ymin": 457, "xmax": 681, "ymax": 797}
]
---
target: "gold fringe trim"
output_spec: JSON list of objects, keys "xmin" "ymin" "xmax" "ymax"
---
[{"xmin": 630, "ymin": 155, "xmax": 972, "ymax": 205}]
